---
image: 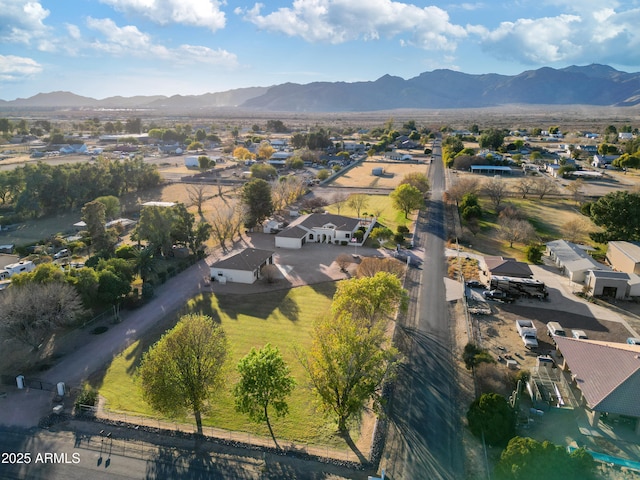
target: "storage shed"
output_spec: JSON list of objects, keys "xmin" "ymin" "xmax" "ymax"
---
[
  {"xmin": 607, "ymin": 241, "xmax": 640, "ymax": 275},
  {"xmin": 585, "ymin": 270, "xmax": 629, "ymax": 299}
]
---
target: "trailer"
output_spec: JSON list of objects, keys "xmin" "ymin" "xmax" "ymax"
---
[
  {"xmin": 0, "ymin": 260, "xmax": 35, "ymax": 280},
  {"xmin": 489, "ymin": 275, "xmax": 548, "ymax": 299}
]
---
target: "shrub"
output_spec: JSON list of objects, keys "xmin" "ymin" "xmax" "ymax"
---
[
  {"xmin": 467, "ymin": 393, "xmax": 515, "ymax": 447},
  {"xmin": 393, "ymin": 233, "xmax": 405, "ymax": 244},
  {"xmin": 397, "ymin": 225, "xmax": 409, "ymax": 234},
  {"xmin": 75, "ymin": 382, "xmax": 98, "ymax": 408},
  {"xmin": 141, "ymin": 282, "xmax": 154, "ymax": 300}
]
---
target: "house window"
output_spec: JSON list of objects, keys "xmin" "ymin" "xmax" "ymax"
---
[
  {"xmin": 345, "ymin": 233, "xmax": 350, "ymax": 238},
  {"xmin": 217, "ymin": 272, "xmax": 223, "ymax": 276},
  {"xmin": 308, "ymin": 234, "xmax": 314, "ymax": 240}
]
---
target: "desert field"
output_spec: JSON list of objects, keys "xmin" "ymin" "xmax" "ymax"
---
[{"xmin": 331, "ymin": 159, "xmax": 429, "ymax": 189}]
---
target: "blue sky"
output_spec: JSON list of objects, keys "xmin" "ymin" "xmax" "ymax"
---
[{"xmin": 1, "ymin": 0, "xmax": 640, "ymax": 100}]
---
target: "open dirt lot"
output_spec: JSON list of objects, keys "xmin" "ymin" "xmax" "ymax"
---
[{"xmin": 331, "ymin": 159, "xmax": 429, "ymax": 189}]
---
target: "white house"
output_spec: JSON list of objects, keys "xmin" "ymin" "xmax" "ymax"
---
[
  {"xmin": 275, "ymin": 213, "xmax": 368, "ymax": 249},
  {"xmin": 210, "ymin": 248, "xmax": 275, "ymax": 284},
  {"xmin": 185, "ymin": 156, "xmax": 199, "ymax": 167},
  {"xmin": 546, "ymin": 239, "xmax": 608, "ymax": 283}
]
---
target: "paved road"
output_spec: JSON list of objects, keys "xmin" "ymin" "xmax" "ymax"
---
[
  {"xmin": 382, "ymin": 139, "xmax": 464, "ymax": 479},
  {"xmin": 0, "ymin": 424, "xmax": 366, "ymax": 480}
]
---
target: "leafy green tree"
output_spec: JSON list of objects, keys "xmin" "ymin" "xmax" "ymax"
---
[
  {"xmin": 285, "ymin": 156, "xmax": 304, "ymax": 169},
  {"xmin": 234, "ymin": 344, "xmax": 295, "ymax": 449},
  {"xmin": 241, "ymin": 178, "xmax": 273, "ymax": 229},
  {"xmin": 316, "ymin": 169, "xmax": 330, "ymax": 181},
  {"xmin": 399, "ymin": 172, "xmax": 430, "ymax": 197},
  {"xmin": 94, "ymin": 195, "xmax": 120, "ymax": 220},
  {"xmin": 301, "ymin": 310, "xmax": 401, "ymax": 432},
  {"xmin": 138, "ymin": 314, "xmax": 229, "ymax": 435},
  {"xmin": 479, "ymin": 128, "xmax": 506, "ymax": 150},
  {"xmin": 370, "ymin": 226, "xmax": 393, "ymax": 246},
  {"xmin": 331, "ymin": 272, "xmax": 408, "ymax": 326},
  {"xmin": 588, "ymin": 191, "xmax": 640, "ymax": 242},
  {"xmin": 391, "ymin": 184, "xmax": 423, "ymax": 218},
  {"xmin": 11, "ymin": 263, "xmax": 66, "ymax": 286},
  {"xmin": 467, "ymin": 393, "xmax": 515, "ymax": 447},
  {"xmin": 495, "ymin": 436, "xmax": 596, "ymax": 480},
  {"xmin": 463, "ymin": 343, "xmax": 495, "ymax": 370},
  {"xmin": 525, "ymin": 244, "xmax": 544, "ymax": 264},
  {"xmin": 134, "ymin": 205, "xmax": 175, "ymax": 256},
  {"xmin": 250, "ymin": 163, "xmax": 277, "ymax": 180}
]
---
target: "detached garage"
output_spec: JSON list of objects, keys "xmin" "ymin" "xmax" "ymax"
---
[
  {"xmin": 210, "ymin": 248, "xmax": 274, "ymax": 284},
  {"xmin": 585, "ymin": 270, "xmax": 629, "ymax": 299}
]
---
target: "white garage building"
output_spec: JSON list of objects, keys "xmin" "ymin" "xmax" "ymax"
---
[{"xmin": 210, "ymin": 248, "xmax": 275, "ymax": 284}]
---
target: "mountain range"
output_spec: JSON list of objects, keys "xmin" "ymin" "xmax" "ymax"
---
[{"xmin": 2, "ymin": 64, "xmax": 640, "ymax": 112}]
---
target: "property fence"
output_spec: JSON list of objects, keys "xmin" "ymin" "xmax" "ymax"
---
[{"xmin": 80, "ymin": 406, "xmax": 365, "ymax": 464}]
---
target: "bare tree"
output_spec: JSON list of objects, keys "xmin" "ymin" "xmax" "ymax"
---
[
  {"xmin": 271, "ymin": 176, "xmax": 306, "ymax": 213},
  {"xmin": 262, "ymin": 264, "xmax": 280, "ymax": 283},
  {"xmin": 335, "ymin": 254, "xmax": 353, "ymax": 272},
  {"xmin": 565, "ymin": 179, "xmax": 585, "ymax": 205},
  {"xmin": 187, "ymin": 184, "xmax": 211, "ymax": 216},
  {"xmin": 347, "ymin": 193, "xmax": 369, "ymax": 218},
  {"xmin": 514, "ymin": 177, "xmax": 536, "ymax": 199},
  {"xmin": 447, "ymin": 177, "xmax": 480, "ymax": 204},
  {"xmin": 332, "ymin": 192, "xmax": 349, "ymax": 215},
  {"xmin": 562, "ymin": 217, "xmax": 592, "ymax": 243},
  {"xmin": 533, "ymin": 177, "xmax": 558, "ymax": 199},
  {"xmin": 356, "ymin": 257, "xmax": 405, "ymax": 278},
  {"xmin": 483, "ymin": 178, "xmax": 508, "ymax": 210},
  {"xmin": 208, "ymin": 200, "xmax": 243, "ymax": 254},
  {"xmin": 0, "ymin": 282, "xmax": 86, "ymax": 350},
  {"xmin": 499, "ymin": 217, "xmax": 536, "ymax": 248}
]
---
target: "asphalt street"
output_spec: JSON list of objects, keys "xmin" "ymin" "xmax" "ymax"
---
[{"xmin": 381, "ymin": 139, "xmax": 464, "ymax": 479}]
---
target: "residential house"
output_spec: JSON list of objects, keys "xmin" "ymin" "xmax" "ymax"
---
[
  {"xmin": 275, "ymin": 213, "xmax": 370, "ymax": 249},
  {"xmin": 552, "ymin": 336, "xmax": 640, "ymax": 435},
  {"xmin": 546, "ymin": 240, "xmax": 608, "ymax": 283},
  {"xmin": 592, "ymin": 154, "xmax": 619, "ymax": 168},
  {"xmin": 482, "ymin": 256, "xmax": 533, "ymax": 278}
]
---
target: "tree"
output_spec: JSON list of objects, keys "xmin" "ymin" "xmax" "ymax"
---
[
  {"xmin": 301, "ymin": 310, "xmax": 401, "ymax": 432},
  {"xmin": 447, "ymin": 177, "xmax": 480, "ymax": 204},
  {"xmin": 271, "ymin": 175, "xmax": 306, "ymax": 213},
  {"xmin": 241, "ymin": 178, "xmax": 273, "ymax": 229},
  {"xmin": 533, "ymin": 177, "xmax": 558, "ymax": 199},
  {"xmin": 187, "ymin": 183, "xmax": 210, "ymax": 216},
  {"xmin": 250, "ymin": 163, "xmax": 277, "ymax": 180},
  {"xmin": 391, "ymin": 184, "xmax": 423, "ymax": 218},
  {"xmin": 332, "ymin": 192, "xmax": 349, "ymax": 215},
  {"xmin": 588, "ymin": 191, "xmax": 640, "ymax": 242},
  {"xmin": 0, "ymin": 282, "xmax": 86, "ymax": 350},
  {"xmin": 479, "ymin": 128, "xmax": 506, "ymax": 150},
  {"xmin": 369, "ymin": 226, "xmax": 394, "ymax": 246},
  {"xmin": 256, "ymin": 141, "xmax": 275, "ymax": 160},
  {"xmin": 208, "ymin": 200, "xmax": 243, "ymax": 254},
  {"xmin": 466, "ymin": 393, "xmax": 515, "ymax": 447},
  {"xmin": 347, "ymin": 193, "xmax": 369, "ymax": 218},
  {"xmin": 335, "ymin": 253, "xmax": 354, "ymax": 272},
  {"xmin": 499, "ymin": 216, "xmax": 536, "ymax": 248},
  {"xmin": 495, "ymin": 436, "xmax": 596, "ymax": 480},
  {"xmin": 356, "ymin": 257, "xmax": 404, "ymax": 279},
  {"xmin": 316, "ymin": 169, "xmax": 330, "ymax": 181},
  {"xmin": 565, "ymin": 178, "xmax": 585, "ymax": 205},
  {"xmin": 135, "ymin": 205, "xmax": 175, "ymax": 256},
  {"xmin": 561, "ymin": 217, "xmax": 592, "ymax": 243},
  {"xmin": 514, "ymin": 177, "xmax": 535, "ymax": 199},
  {"xmin": 94, "ymin": 195, "xmax": 121, "ymax": 220},
  {"xmin": 82, "ymin": 200, "xmax": 111, "ymax": 254},
  {"xmin": 233, "ymin": 146, "xmax": 255, "ymax": 160},
  {"xmin": 463, "ymin": 343, "xmax": 495, "ymax": 370},
  {"xmin": 331, "ymin": 272, "xmax": 408, "ymax": 327},
  {"xmin": 525, "ymin": 244, "xmax": 543, "ymax": 264},
  {"xmin": 399, "ymin": 172, "xmax": 430, "ymax": 197},
  {"xmin": 138, "ymin": 314, "xmax": 229, "ymax": 435},
  {"xmin": 197, "ymin": 155, "xmax": 214, "ymax": 169},
  {"xmin": 484, "ymin": 178, "xmax": 509, "ymax": 210},
  {"xmin": 234, "ymin": 344, "xmax": 295, "ymax": 449}
]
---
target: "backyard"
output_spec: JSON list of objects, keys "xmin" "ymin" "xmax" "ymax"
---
[{"xmin": 96, "ymin": 282, "xmax": 370, "ymax": 449}]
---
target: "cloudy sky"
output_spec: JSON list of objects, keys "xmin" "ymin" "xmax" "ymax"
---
[{"xmin": 1, "ymin": 0, "xmax": 640, "ymax": 100}]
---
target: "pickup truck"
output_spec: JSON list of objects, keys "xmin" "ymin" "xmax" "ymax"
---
[
  {"xmin": 516, "ymin": 319, "xmax": 539, "ymax": 349},
  {"xmin": 482, "ymin": 289, "xmax": 515, "ymax": 303}
]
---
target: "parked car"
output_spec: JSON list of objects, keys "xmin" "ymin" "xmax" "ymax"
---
[
  {"xmin": 466, "ymin": 280, "xmax": 486, "ymax": 289},
  {"xmin": 572, "ymin": 330, "xmax": 588, "ymax": 339},
  {"xmin": 54, "ymin": 248, "xmax": 69, "ymax": 259},
  {"xmin": 482, "ymin": 289, "xmax": 515, "ymax": 303},
  {"xmin": 627, "ymin": 337, "xmax": 640, "ymax": 345}
]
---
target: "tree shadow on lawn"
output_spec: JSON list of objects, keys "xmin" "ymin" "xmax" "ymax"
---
[{"xmin": 213, "ymin": 290, "xmax": 301, "ymax": 322}]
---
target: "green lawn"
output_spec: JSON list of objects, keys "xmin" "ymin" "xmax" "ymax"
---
[
  {"xmin": 98, "ymin": 282, "xmax": 362, "ymax": 447},
  {"xmin": 0, "ymin": 211, "xmax": 80, "ymax": 246},
  {"xmin": 325, "ymin": 194, "xmax": 411, "ymax": 232}
]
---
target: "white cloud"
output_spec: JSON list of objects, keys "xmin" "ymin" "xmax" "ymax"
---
[
  {"xmin": 478, "ymin": 7, "xmax": 640, "ymax": 66},
  {"xmin": 238, "ymin": 0, "xmax": 467, "ymax": 50},
  {"xmin": 0, "ymin": 54, "xmax": 43, "ymax": 81},
  {"xmin": 0, "ymin": 0, "xmax": 52, "ymax": 49},
  {"xmin": 100, "ymin": 0, "xmax": 226, "ymax": 31},
  {"xmin": 85, "ymin": 17, "xmax": 238, "ymax": 67}
]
